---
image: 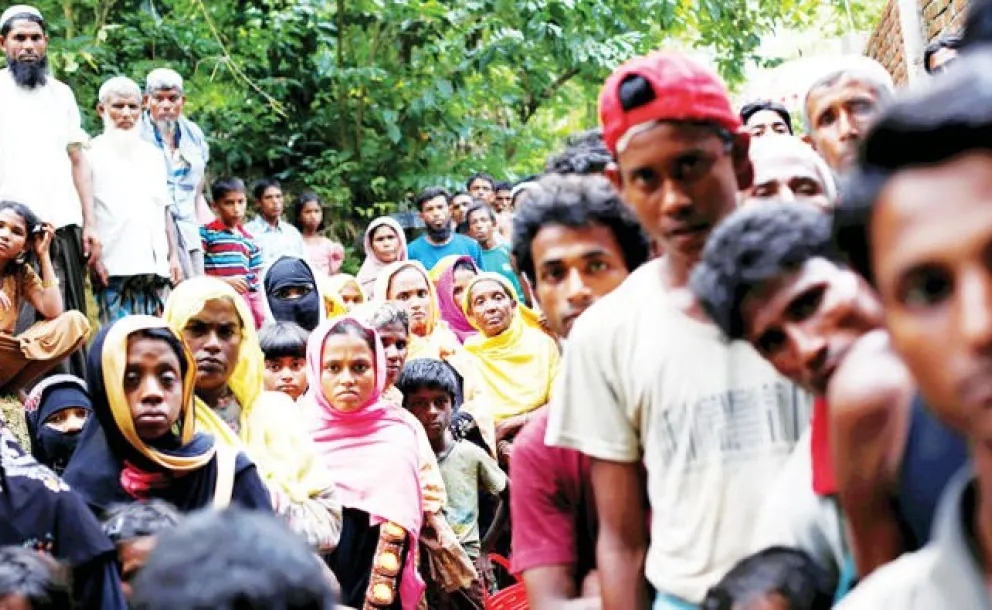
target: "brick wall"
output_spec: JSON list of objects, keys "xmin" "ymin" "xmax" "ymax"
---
[
  {"xmin": 865, "ymin": 0, "xmax": 908, "ymax": 84},
  {"xmin": 921, "ymin": 0, "xmax": 967, "ymax": 42},
  {"xmin": 865, "ymin": 0, "xmax": 967, "ymax": 85}
]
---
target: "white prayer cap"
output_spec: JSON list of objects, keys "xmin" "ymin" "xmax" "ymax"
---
[
  {"xmin": 1, "ymin": 5, "xmax": 43, "ymax": 31},
  {"xmin": 145, "ymin": 67, "xmax": 184, "ymax": 93},
  {"xmin": 98, "ymin": 76, "xmax": 141, "ymax": 104}
]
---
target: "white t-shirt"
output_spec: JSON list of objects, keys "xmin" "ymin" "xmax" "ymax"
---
[
  {"xmin": 89, "ymin": 134, "xmax": 171, "ymax": 278},
  {"xmin": 0, "ymin": 69, "xmax": 87, "ymax": 228},
  {"xmin": 546, "ymin": 258, "xmax": 812, "ymax": 603},
  {"xmin": 749, "ymin": 430, "xmax": 848, "ymax": 583}
]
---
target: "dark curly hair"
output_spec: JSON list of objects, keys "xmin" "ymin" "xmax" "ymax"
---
[
  {"xmin": 690, "ymin": 201, "xmax": 837, "ymax": 340},
  {"xmin": 544, "ymin": 129, "xmax": 613, "ymax": 175},
  {"xmin": 701, "ymin": 546, "xmax": 834, "ymax": 610},
  {"xmin": 511, "ymin": 174, "xmax": 649, "ymax": 283}
]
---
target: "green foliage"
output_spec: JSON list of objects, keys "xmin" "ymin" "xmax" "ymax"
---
[{"xmin": 28, "ymin": 0, "xmax": 858, "ymax": 242}]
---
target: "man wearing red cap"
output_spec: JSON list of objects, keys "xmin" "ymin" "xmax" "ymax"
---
[{"xmin": 546, "ymin": 51, "xmax": 811, "ymax": 609}]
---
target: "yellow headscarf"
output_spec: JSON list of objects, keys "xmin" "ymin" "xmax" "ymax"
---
[
  {"xmin": 98, "ymin": 315, "xmax": 214, "ymax": 471},
  {"xmin": 374, "ymin": 260, "xmax": 497, "ymax": 451},
  {"xmin": 461, "ymin": 272, "xmax": 561, "ymax": 422},
  {"xmin": 162, "ymin": 276, "xmax": 327, "ymax": 502},
  {"xmin": 324, "ymin": 273, "xmax": 366, "ymax": 311},
  {"xmin": 373, "ymin": 260, "xmax": 462, "ymax": 361}
]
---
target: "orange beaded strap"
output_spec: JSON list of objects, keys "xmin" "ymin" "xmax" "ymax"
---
[{"xmin": 363, "ymin": 521, "xmax": 408, "ymax": 609}]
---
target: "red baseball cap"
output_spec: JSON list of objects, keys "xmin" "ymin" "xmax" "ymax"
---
[{"xmin": 598, "ymin": 51, "xmax": 742, "ymax": 156}]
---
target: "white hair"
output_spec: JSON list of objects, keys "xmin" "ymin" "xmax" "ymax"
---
[
  {"xmin": 98, "ymin": 76, "xmax": 141, "ymax": 104},
  {"xmin": 801, "ymin": 57, "xmax": 895, "ymax": 133},
  {"xmin": 749, "ymin": 135, "xmax": 838, "ymax": 204},
  {"xmin": 145, "ymin": 67, "xmax": 184, "ymax": 94}
]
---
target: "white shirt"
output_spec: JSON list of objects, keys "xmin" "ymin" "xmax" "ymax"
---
[
  {"xmin": 245, "ymin": 216, "xmax": 306, "ymax": 268},
  {"xmin": 0, "ymin": 69, "xmax": 87, "ymax": 228},
  {"xmin": 89, "ymin": 134, "xmax": 171, "ymax": 278},
  {"xmin": 546, "ymin": 258, "xmax": 811, "ymax": 602}
]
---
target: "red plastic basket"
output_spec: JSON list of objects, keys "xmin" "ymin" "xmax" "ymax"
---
[{"xmin": 482, "ymin": 554, "xmax": 529, "ymax": 610}]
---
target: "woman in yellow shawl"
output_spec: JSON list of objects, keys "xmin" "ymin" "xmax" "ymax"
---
[
  {"xmin": 461, "ymin": 272, "xmax": 561, "ymax": 461},
  {"xmin": 162, "ymin": 277, "xmax": 342, "ymax": 552},
  {"xmin": 373, "ymin": 261, "xmax": 496, "ymax": 452}
]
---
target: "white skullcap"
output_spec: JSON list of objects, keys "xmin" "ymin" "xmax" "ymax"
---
[
  {"xmin": 145, "ymin": 67, "xmax": 184, "ymax": 93},
  {"xmin": 1, "ymin": 5, "xmax": 42, "ymax": 30}
]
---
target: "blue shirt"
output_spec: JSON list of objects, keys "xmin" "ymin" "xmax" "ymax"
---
[
  {"xmin": 244, "ymin": 217, "xmax": 306, "ymax": 269},
  {"xmin": 480, "ymin": 243, "xmax": 524, "ymax": 301},
  {"xmin": 140, "ymin": 113, "xmax": 209, "ymax": 253},
  {"xmin": 407, "ymin": 233, "xmax": 482, "ymax": 272}
]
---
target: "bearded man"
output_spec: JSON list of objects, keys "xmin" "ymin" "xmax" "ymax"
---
[
  {"xmin": 140, "ymin": 67, "xmax": 212, "ymax": 279},
  {"xmin": 89, "ymin": 76, "xmax": 180, "ymax": 323},
  {"xmin": 0, "ymin": 4, "xmax": 100, "ymax": 378}
]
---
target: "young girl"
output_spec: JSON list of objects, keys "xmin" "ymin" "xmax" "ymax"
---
[
  {"xmin": 294, "ymin": 193, "xmax": 345, "ymax": 278},
  {"xmin": 326, "ymin": 274, "xmax": 365, "ymax": 312},
  {"xmin": 0, "ymin": 202, "xmax": 89, "ymax": 398},
  {"xmin": 304, "ymin": 316, "xmax": 425, "ymax": 609},
  {"xmin": 62, "ymin": 316, "xmax": 273, "ymax": 515},
  {"xmin": 357, "ymin": 217, "xmax": 408, "ymax": 299},
  {"xmin": 259, "ymin": 321, "xmax": 309, "ymax": 402}
]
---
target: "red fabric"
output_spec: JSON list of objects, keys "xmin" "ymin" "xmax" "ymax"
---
[
  {"xmin": 120, "ymin": 461, "xmax": 173, "ymax": 500},
  {"xmin": 810, "ymin": 397, "xmax": 836, "ymax": 496},
  {"xmin": 509, "ymin": 410, "xmax": 596, "ymax": 580},
  {"xmin": 598, "ymin": 51, "xmax": 741, "ymax": 155}
]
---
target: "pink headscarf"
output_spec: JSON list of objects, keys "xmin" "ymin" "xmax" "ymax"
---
[
  {"xmin": 357, "ymin": 217, "xmax": 408, "ymax": 300},
  {"xmin": 430, "ymin": 255, "xmax": 478, "ymax": 344},
  {"xmin": 303, "ymin": 315, "xmax": 425, "ymax": 608}
]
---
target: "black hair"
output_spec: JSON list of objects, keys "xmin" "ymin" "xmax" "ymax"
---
[
  {"xmin": 544, "ymin": 129, "xmax": 613, "ymax": 175},
  {"xmin": 451, "ymin": 190, "xmax": 471, "ymax": 201},
  {"xmin": 836, "ymin": 48, "xmax": 992, "ymax": 286},
  {"xmin": 963, "ymin": 0, "xmax": 992, "ymax": 49},
  {"xmin": 511, "ymin": 174, "xmax": 650, "ymax": 283},
  {"xmin": 130, "ymin": 507, "xmax": 336, "ymax": 610},
  {"xmin": 453, "ymin": 259, "xmax": 476, "ymax": 275},
  {"xmin": 1, "ymin": 13, "xmax": 45, "ymax": 37},
  {"xmin": 690, "ymin": 201, "xmax": 837, "ymax": 340},
  {"xmin": 0, "ymin": 201, "xmax": 41, "ymax": 275},
  {"xmin": 131, "ymin": 327, "xmax": 191, "ymax": 380},
  {"xmin": 466, "ymin": 173, "xmax": 495, "ymax": 191},
  {"xmin": 102, "ymin": 500, "xmax": 182, "ymax": 543},
  {"xmin": 326, "ymin": 318, "xmax": 376, "ymax": 352},
  {"xmin": 0, "ymin": 547, "xmax": 74, "ymax": 610},
  {"xmin": 210, "ymin": 178, "xmax": 246, "ymax": 204},
  {"xmin": 923, "ymin": 34, "xmax": 962, "ymax": 73},
  {"xmin": 252, "ymin": 178, "xmax": 282, "ymax": 202},
  {"xmin": 259, "ymin": 322, "xmax": 310, "ymax": 360},
  {"xmin": 464, "ymin": 201, "xmax": 496, "ymax": 224},
  {"xmin": 414, "ymin": 186, "xmax": 451, "ymax": 212},
  {"xmin": 494, "ymin": 181, "xmax": 512, "ymax": 193},
  {"xmin": 396, "ymin": 359, "xmax": 459, "ymax": 406},
  {"xmin": 701, "ymin": 547, "xmax": 834, "ymax": 610},
  {"xmin": 739, "ymin": 100, "xmax": 794, "ymax": 134},
  {"xmin": 293, "ymin": 192, "xmax": 323, "ymax": 231}
]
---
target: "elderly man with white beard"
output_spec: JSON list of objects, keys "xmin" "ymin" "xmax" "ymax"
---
[
  {"xmin": 140, "ymin": 67, "xmax": 212, "ymax": 280},
  {"xmin": 0, "ymin": 4, "xmax": 100, "ymax": 377},
  {"xmin": 89, "ymin": 76, "xmax": 180, "ymax": 323}
]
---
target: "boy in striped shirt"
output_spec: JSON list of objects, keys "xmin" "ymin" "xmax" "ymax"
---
[{"xmin": 200, "ymin": 178, "xmax": 265, "ymax": 327}]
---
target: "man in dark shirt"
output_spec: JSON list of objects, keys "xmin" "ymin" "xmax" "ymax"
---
[{"xmin": 509, "ymin": 172, "xmax": 650, "ymax": 608}]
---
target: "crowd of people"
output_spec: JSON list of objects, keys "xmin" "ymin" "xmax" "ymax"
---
[{"xmin": 2, "ymin": 0, "xmax": 992, "ymax": 609}]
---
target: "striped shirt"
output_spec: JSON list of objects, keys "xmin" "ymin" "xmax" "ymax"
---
[{"xmin": 200, "ymin": 220, "xmax": 262, "ymax": 292}]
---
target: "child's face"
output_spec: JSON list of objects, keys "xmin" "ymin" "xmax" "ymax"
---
[
  {"xmin": 118, "ymin": 535, "xmax": 157, "ymax": 601},
  {"xmin": 377, "ymin": 321, "xmax": 408, "ymax": 388},
  {"xmin": 258, "ymin": 186, "xmax": 284, "ymax": 221},
  {"xmin": 339, "ymin": 282, "xmax": 363, "ymax": 311},
  {"xmin": 0, "ymin": 208, "xmax": 29, "ymax": 261},
  {"xmin": 320, "ymin": 333, "xmax": 376, "ymax": 412},
  {"xmin": 299, "ymin": 201, "xmax": 322, "ymax": 231},
  {"xmin": 124, "ymin": 335, "xmax": 184, "ymax": 441},
  {"xmin": 405, "ymin": 387, "xmax": 452, "ymax": 447},
  {"xmin": 264, "ymin": 356, "xmax": 307, "ymax": 401},
  {"xmin": 213, "ymin": 190, "xmax": 247, "ymax": 227}
]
